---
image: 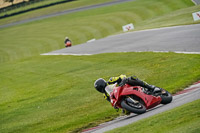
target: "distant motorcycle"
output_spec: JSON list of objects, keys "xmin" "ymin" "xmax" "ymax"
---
[
  {"xmin": 65, "ymin": 41, "xmax": 72, "ymax": 47},
  {"xmin": 105, "ymin": 83, "xmax": 172, "ymax": 114}
]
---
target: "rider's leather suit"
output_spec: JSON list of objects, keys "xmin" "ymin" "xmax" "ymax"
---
[{"xmin": 104, "ymin": 74, "xmax": 156, "ymax": 102}]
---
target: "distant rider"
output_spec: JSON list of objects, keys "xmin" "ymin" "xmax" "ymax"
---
[
  {"xmin": 64, "ymin": 37, "xmax": 72, "ymax": 47},
  {"xmin": 94, "ymin": 74, "xmax": 161, "ymax": 114}
]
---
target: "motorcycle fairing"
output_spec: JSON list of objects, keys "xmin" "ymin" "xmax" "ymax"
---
[{"xmin": 111, "ymin": 84, "xmax": 161, "ymax": 109}]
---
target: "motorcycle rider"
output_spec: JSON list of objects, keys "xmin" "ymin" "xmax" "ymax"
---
[
  {"xmin": 64, "ymin": 37, "xmax": 72, "ymax": 47},
  {"xmin": 94, "ymin": 74, "xmax": 161, "ymax": 115}
]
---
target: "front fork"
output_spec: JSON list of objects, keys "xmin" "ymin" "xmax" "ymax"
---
[{"xmin": 126, "ymin": 96, "xmax": 139, "ymax": 104}]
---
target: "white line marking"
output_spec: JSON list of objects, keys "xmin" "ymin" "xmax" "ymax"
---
[
  {"xmin": 148, "ymin": 51, "xmax": 200, "ymax": 54},
  {"xmin": 40, "ymin": 51, "xmax": 200, "ymax": 56},
  {"xmin": 41, "ymin": 53, "xmax": 92, "ymax": 56}
]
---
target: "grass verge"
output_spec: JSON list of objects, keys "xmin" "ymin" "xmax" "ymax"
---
[{"xmin": 106, "ymin": 99, "xmax": 200, "ymax": 133}]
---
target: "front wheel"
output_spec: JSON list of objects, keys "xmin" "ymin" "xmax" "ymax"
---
[
  {"xmin": 121, "ymin": 98, "xmax": 146, "ymax": 114},
  {"xmin": 160, "ymin": 90, "xmax": 173, "ymax": 104}
]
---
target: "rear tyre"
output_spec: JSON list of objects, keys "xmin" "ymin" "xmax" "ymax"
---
[
  {"xmin": 160, "ymin": 90, "xmax": 173, "ymax": 104},
  {"xmin": 121, "ymin": 98, "xmax": 146, "ymax": 114}
]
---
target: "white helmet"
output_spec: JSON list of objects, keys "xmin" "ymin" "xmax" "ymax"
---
[{"xmin": 65, "ymin": 37, "xmax": 69, "ymax": 40}]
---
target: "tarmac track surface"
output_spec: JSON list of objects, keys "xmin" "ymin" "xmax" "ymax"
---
[
  {"xmin": 193, "ymin": 0, "xmax": 200, "ymax": 5},
  {"xmin": 82, "ymin": 82, "xmax": 200, "ymax": 133},
  {"xmin": 42, "ymin": 24, "xmax": 200, "ymax": 55}
]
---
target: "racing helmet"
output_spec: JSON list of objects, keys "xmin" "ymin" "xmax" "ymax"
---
[{"xmin": 94, "ymin": 78, "xmax": 107, "ymax": 93}]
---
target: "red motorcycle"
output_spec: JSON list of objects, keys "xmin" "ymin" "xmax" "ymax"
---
[{"xmin": 105, "ymin": 83, "xmax": 172, "ymax": 114}]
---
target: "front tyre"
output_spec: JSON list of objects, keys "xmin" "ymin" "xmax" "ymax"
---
[
  {"xmin": 160, "ymin": 90, "xmax": 173, "ymax": 104},
  {"xmin": 121, "ymin": 99, "xmax": 146, "ymax": 114}
]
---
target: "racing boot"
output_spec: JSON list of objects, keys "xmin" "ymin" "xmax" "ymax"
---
[
  {"xmin": 127, "ymin": 76, "xmax": 162, "ymax": 93},
  {"xmin": 145, "ymin": 84, "xmax": 162, "ymax": 93},
  {"xmin": 153, "ymin": 87, "xmax": 162, "ymax": 93}
]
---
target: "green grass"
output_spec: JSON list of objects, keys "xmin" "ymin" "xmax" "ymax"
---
[
  {"xmin": 106, "ymin": 99, "xmax": 200, "ymax": 133},
  {"xmin": 0, "ymin": 0, "xmax": 200, "ymax": 132},
  {"xmin": 0, "ymin": 52, "xmax": 200, "ymax": 133}
]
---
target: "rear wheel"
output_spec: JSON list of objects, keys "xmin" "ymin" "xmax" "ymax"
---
[
  {"xmin": 121, "ymin": 97, "xmax": 146, "ymax": 114},
  {"xmin": 160, "ymin": 90, "xmax": 173, "ymax": 104}
]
